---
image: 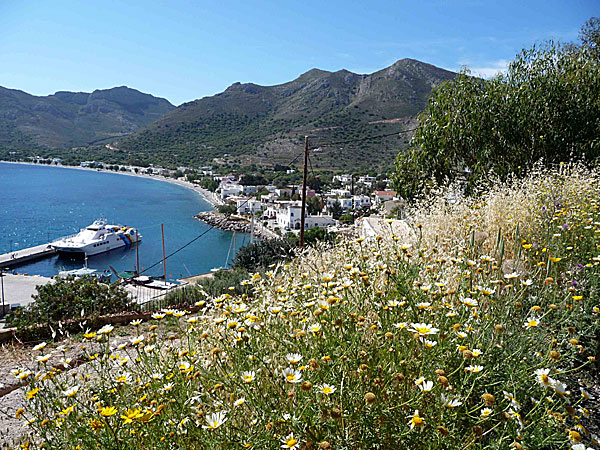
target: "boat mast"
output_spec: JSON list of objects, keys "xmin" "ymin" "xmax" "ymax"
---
[
  {"xmin": 135, "ymin": 230, "xmax": 140, "ymax": 277},
  {"xmin": 161, "ymin": 224, "xmax": 167, "ymax": 283}
]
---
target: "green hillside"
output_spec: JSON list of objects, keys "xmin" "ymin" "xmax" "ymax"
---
[
  {"xmin": 117, "ymin": 59, "xmax": 455, "ymax": 170},
  {"xmin": 0, "ymin": 86, "xmax": 174, "ymax": 148}
]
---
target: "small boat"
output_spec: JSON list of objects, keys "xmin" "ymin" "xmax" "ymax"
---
[
  {"xmin": 58, "ymin": 267, "xmax": 112, "ymax": 282},
  {"xmin": 52, "ymin": 219, "xmax": 141, "ymax": 256},
  {"xmin": 145, "ymin": 279, "xmax": 178, "ymax": 290}
]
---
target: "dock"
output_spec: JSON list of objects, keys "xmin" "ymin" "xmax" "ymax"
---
[{"xmin": 0, "ymin": 243, "xmax": 57, "ymax": 269}]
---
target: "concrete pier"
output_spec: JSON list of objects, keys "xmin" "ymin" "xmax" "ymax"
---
[
  {"xmin": 0, "ymin": 273, "xmax": 54, "ymax": 313},
  {"xmin": 0, "ymin": 243, "xmax": 57, "ymax": 269}
]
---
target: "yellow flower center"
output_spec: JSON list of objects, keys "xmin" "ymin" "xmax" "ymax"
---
[{"xmin": 412, "ymin": 416, "xmax": 424, "ymax": 427}]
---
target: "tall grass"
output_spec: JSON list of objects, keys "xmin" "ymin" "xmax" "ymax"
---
[{"xmin": 9, "ymin": 164, "xmax": 599, "ymax": 449}]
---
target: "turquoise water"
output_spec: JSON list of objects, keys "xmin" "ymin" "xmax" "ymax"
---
[{"xmin": 0, "ymin": 163, "xmax": 248, "ymax": 280}]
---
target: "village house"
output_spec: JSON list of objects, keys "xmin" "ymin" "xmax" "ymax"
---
[
  {"xmin": 330, "ymin": 188, "xmax": 351, "ymax": 198},
  {"xmin": 373, "ymin": 190, "xmax": 397, "ymax": 204},
  {"xmin": 353, "ymin": 195, "xmax": 372, "ymax": 209},
  {"xmin": 326, "ymin": 196, "xmax": 353, "ymax": 211},
  {"xmin": 276, "ymin": 204, "xmax": 336, "ymax": 231},
  {"xmin": 236, "ymin": 198, "xmax": 265, "ymax": 215},
  {"xmin": 358, "ymin": 175, "xmax": 377, "ymax": 187},
  {"xmin": 333, "ymin": 174, "xmax": 353, "ymax": 185}
]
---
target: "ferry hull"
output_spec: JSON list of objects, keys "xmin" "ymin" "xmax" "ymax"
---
[
  {"xmin": 53, "ymin": 240, "xmax": 127, "ymax": 256},
  {"xmin": 51, "ymin": 219, "xmax": 141, "ymax": 257}
]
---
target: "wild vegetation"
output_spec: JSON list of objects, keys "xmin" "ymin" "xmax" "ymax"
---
[
  {"xmin": 9, "ymin": 163, "xmax": 599, "ymax": 449},
  {"xmin": 394, "ymin": 19, "xmax": 600, "ymax": 200},
  {"xmin": 6, "ymin": 277, "xmax": 131, "ymax": 339},
  {"xmin": 104, "ymin": 59, "xmax": 452, "ymax": 171}
]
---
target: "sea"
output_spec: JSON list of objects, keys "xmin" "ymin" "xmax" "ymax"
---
[{"xmin": 0, "ymin": 162, "xmax": 248, "ymax": 280}]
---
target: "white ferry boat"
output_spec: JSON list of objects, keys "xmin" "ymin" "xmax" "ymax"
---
[{"xmin": 52, "ymin": 219, "xmax": 141, "ymax": 256}]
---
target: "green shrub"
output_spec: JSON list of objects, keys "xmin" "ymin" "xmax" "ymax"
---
[
  {"xmin": 6, "ymin": 277, "xmax": 131, "ymax": 334},
  {"xmin": 232, "ymin": 238, "xmax": 297, "ymax": 271},
  {"xmin": 218, "ymin": 204, "xmax": 237, "ymax": 216}
]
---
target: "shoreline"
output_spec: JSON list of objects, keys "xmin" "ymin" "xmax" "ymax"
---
[{"xmin": 0, "ymin": 160, "xmax": 223, "ymax": 209}]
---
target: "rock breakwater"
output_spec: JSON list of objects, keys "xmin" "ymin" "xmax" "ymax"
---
[{"xmin": 194, "ymin": 211, "xmax": 271, "ymax": 239}]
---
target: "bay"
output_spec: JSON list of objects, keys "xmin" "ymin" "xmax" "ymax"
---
[{"xmin": 0, "ymin": 162, "xmax": 247, "ymax": 280}]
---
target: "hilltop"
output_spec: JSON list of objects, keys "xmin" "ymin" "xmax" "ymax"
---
[
  {"xmin": 116, "ymin": 59, "xmax": 455, "ymax": 170},
  {"xmin": 0, "ymin": 59, "xmax": 455, "ymax": 171},
  {"xmin": 0, "ymin": 86, "xmax": 175, "ymax": 148}
]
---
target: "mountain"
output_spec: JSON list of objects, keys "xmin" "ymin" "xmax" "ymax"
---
[
  {"xmin": 0, "ymin": 86, "xmax": 175, "ymax": 148},
  {"xmin": 117, "ymin": 59, "xmax": 455, "ymax": 170}
]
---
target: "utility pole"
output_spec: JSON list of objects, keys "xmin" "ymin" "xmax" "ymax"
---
[
  {"xmin": 161, "ymin": 224, "xmax": 167, "ymax": 283},
  {"xmin": 299, "ymin": 136, "xmax": 309, "ymax": 248},
  {"xmin": 0, "ymin": 270, "xmax": 5, "ymax": 317}
]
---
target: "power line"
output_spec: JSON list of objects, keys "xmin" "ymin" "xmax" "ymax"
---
[
  {"xmin": 136, "ymin": 149, "xmax": 306, "ymax": 278},
  {"xmin": 139, "ymin": 226, "xmax": 215, "ymax": 275}
]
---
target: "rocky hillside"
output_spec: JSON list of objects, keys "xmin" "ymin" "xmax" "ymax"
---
[
  {"xmin": 0, "ymin": 86, "xmax": 174, "ymax": 148},
  {"xmin": 118, "ymin": 59, "xmax": 455, "ymax": 170}
]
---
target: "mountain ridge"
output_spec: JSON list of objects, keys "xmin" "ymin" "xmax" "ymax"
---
[
  {"xmin": 0, "ymin": 58, "xmax": 456, "ymax": 170},
  {"xmin": 117, "ymin": 58, "xmax": 455, "ymax": 170},
  {"xmin": 0, "ymin": 86, "xmax": 175, "ymax": 148}
]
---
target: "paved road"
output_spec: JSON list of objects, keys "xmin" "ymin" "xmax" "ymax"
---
[{"xmin": 0, "ymin": 273, "xmax": 53, "ymax": 310}]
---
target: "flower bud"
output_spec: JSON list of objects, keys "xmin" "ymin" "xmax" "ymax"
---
[
  {"xmin": 301, "ymin": 381, "xmax": 313, "ymax": 391},
  {"xmin": 365, "ymin": 392, "xmax": 376, "ymax": 404},
  {"xmin": 481, "ymin": 393, "xmax": 495, "ymax": 405}
]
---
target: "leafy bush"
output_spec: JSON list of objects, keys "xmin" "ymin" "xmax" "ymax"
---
[
  {"xmin": 199, "ymin": 177, "xmax": 218, "ymax": 192},
  {"xmin": 232, "ymin": 238, "xmax": 297, "ymax": 271},
  {"xmin": 218, "ymin": 204, "xmax": 237, "ymax": 216},
  {"xmin": 6, "ymin": 277, "xmax": 131, "ymax": 333}
]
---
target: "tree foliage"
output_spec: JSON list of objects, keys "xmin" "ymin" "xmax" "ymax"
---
[
  {"xmin": 218, "ymin": 204, "xmax": 237, "ymax": 216},
  {"xmin": 393, "ymin": 29, "xmax": 600, "ymax": 200},
  {"xmin": 580, "ymin": 16, "xmax": 600, "ymax": 60},
  {"xmin": 6, "ymin": 277, "xmax": 131, "ymax": 332},
  {"xmin": 232, "ymin": 238, "xmax": 297, "ymax": 271}
]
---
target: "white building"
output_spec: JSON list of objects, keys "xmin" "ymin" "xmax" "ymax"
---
[
  {"xmin": 242, "ymin": 185, "xmax": 258, "ymax": 196},
  {"xmin": 326, "ymin": 197, "xmax": 353, "ymax": 211},
  {"xmin": 330, "ymin": 189, "xmax": 351, "ymax": 198},
  {"xmin": 236, "ymin": 198, "xmax": 264, "ymax": 215},
  {"xmin": 220, "ymin": 183, "xmax": 244, "ymax": 199},
  {"xmin": 358, "ymin": 175, "xmax": 377, "ymax": 186},
  {"xmin": 373, "ymin": 190, "xmax": 397, "ymax": 204},
  {"xmin": 260, "ymin": 192, "xmax": 279, "ymax": 203},
  {"xmin": 333, "ymin": 174, "xmax": 353, "ymax": 185},
  {"xmin": 275, "ymin": 187, "xmax": 294, "ymax": 198},
  {"xmin": 353, "ymin": 195, "xmax": 372, "ymax": 209},
  {"xmin": 276, "ymin": 205, "xmax": 336, "ymax": 231}
]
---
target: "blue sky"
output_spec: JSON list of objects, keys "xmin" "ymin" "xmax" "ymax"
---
[{"xmin": 0, "ymin": 1, "xmax": 596, "ymax": 105}]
